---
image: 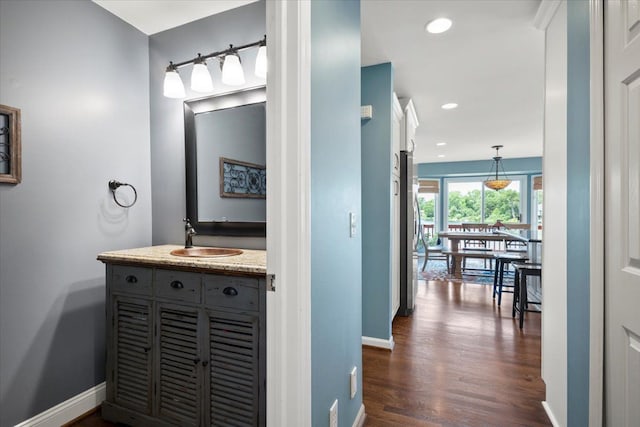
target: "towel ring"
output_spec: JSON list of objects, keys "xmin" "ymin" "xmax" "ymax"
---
[{"xmin": 108, "ymin": 180, "xmax": 138, "ymax": 208}]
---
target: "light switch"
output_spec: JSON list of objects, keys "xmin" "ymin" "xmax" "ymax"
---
[{"xmin": 349, "ymin": 212, "xmax": 357, "ymax": 238}]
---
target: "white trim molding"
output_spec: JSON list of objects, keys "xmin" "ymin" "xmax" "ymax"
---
[
  {"xmin": 588, "ymin": 0, "xmax": 604, "ymax": 425},
  {"xmin": 265, "ymin": 1, "xmax": 312, "ymax": 426},
  {"xmin": 352, "ymin": 404, "xmax": 366, "ymax": 427},
  {"xmin": 362, "ymin": 335, "xmax": 395, "ymax": 350},
  {"xmin": 14, "ymin": 382, "xmax": 105, "ymax": 427},
  {"xmin": 542, "ymin": 401, "xmax": 561, "ymax": 427},
  {"xmin": 534, "ymin": 0, "xmax": 563, "ymax": 30}
]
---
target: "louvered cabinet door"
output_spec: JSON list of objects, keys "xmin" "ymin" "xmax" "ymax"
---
[
  {"xmin": 206, "ymin": 310, "xmax": 261, "ymax": 427},
  {"xmin": 111, "ymin": 297, "xmax": 153, "ymax": 414},
  {"xmin": 156, "ymin": 304, "xmax": 202, "ymax": 427}
]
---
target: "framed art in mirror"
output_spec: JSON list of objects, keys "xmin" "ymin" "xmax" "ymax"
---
[{"xmin": 0, "ymin": 104, "xmax": 21, "ymax": 184}]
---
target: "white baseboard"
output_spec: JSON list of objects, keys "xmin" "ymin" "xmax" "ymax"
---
[
  {"xmin": 362, "ymin": 335, "xmax": 395, "ymax": 350},
  {"xmin": 542, "ymin": 401, "xmax": 560, "ymax": 427},
  {"xmin": 15, "ymin": 382, "xmax": 106, "ymax": 427},
  {"xmin": 352, "ymin": 403, "xmax": 366, "ymax": 427}
]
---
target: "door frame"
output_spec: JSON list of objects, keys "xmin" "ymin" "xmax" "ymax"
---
[
  {"xmin": 588, "ymin": 0, "xmax": 604, "ymax": 425},
  {"xmin": 264, "ymin": 0, "xmax": 606, "ymax": 425},
  {"xmin": 265, "ymin": 1, "xmax": 312, "ymax": 426}
]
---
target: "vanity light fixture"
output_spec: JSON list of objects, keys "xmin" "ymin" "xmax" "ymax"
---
[
  {"xmin": 221, "ymin": 50, "xmax": 245, "ymax": 86},
  {"xmin": 254, "ymin": 42, "xmax": 267, "ymax": 79},
  {"xmin": 163, "ymin": 35, "xmax": 266, "ymax": 98},
  {"xmin": 163, "ymin": 62, "xmax": 186, "ymax": 98},
  {"xmin": 441, "ymin": 103, "xmax": 458, "ymax": 110},
  {"xmin": 190, "ymin": 54, "xmax": 214, "ymax": 93},
  {"xmin": 484, "ymin": 145, "xmax": 512, "ymax": 191},
  {"xmin": 436, "ymin": 142, "xmax": 447, "ymax": 146}
]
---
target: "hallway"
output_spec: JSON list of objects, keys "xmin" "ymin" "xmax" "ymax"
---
[{"xmin": 363, "ymin": 279, "xmax": 550, "ymax": 426}]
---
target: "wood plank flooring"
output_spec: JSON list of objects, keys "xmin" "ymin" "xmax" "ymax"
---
[
  {"xmin": 72, "ymin": 279, "xmax": 549, "ymax": 427},
  {"xmin": 363, "ymin": 279, "xmax": 550, "ymax": 426}
]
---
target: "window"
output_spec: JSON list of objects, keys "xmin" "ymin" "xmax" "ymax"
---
[
  {"xmin": 532, "ymin": 175, "xmax": 543, "ymax": 239},
  {"xmin": 417, "ymin": 192, "xmax": 438, "ymax": 243},
  {"xmin": 444, "ymin": 176, "xmax": 527, "ymax": 228}
]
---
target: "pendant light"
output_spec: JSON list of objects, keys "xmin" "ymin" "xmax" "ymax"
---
[
  {"xmin": 163, "ymin": 62, "xmax": 186, "ymax": 99},
  {"xmin": 255, "ymin": 42, "xmax": 267, "ymax": 79},
  {"xmin": 484, "ymin": 145, "xmax": 511, "ymax": 191},
  {"xmin": 221, "ymin": 47, "xmax": 245, "ymax": 86},
  {"xmin": 190, "ymin": 54, "xmax": 214, "ymax": 93}
]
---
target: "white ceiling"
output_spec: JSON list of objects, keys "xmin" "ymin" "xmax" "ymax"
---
[
  {"xmin": 92, "ymin": 0, "xmax": 258, "ymax": 35},
  {"xmin": 362, "ymin": 0, "xmax": 545, "ymax": 164},
  {"xmin": 93, "ymin": 0, "xmax": 544, "ymax": 165}
]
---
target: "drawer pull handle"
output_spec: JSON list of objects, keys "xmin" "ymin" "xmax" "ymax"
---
[
  {"xmin": 223, "ymin": 287, "xmax": 238, "ymax": 296},
  {"xmin": 125, "ymin": 275, "xmax": 138, "ymax": 283},
  {"xmin": 170, "ymin": 280, "xmax": 184, "ymax": 289}
]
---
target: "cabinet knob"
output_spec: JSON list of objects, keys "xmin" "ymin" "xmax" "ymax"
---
[
  {"xmin": 170, "ymin": 280, "xmax": 184, "ymax": 289},
  {"xmin": 193, "ymin": 358, "xmax": 201, "ymax": 365},
  {"xmin": 202, "ymin": 360, "xmax": 209, "ymax": 367},
  {"xmin": 125, "ymin": 275, "xmax": 138, "ymax": 283},
  {"xmin": 223, "ymin": 287, "xmax": 238, "ymax": 296}
]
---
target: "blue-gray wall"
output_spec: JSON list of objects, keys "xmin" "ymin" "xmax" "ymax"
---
[
  {"xmin": 149, "ymin": 1, "xmax": 266, "ymax": 249},
  {"xmin": 310, "ymin": 1, "xmax": 362, "ymax": 425},
  {"xmin": 361, "ymin": 63, "xmax": 394, "ymax": 341},
  {"xmin": 418, "ymin": 156, "xmax": 542, "ymax": 177},
  {"xmin": 0, "ymin": 1, "xmax": 152, "ymax": 425},
  {"xmin": 566, "ymin": 2, "xmax": 590, "ymax": 425}
]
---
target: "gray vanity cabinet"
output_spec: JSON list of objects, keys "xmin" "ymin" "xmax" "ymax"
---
[
  {"xmin": 111, "ymin": 296, "xmax": 153, "ymax": 415},
  {"xmin": 103, "ymin": 264, "xmax": 265, "ymax": 427}
]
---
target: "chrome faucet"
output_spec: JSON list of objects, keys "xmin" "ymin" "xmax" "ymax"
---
[{"xmin": 183, "ymin": 218, "xmax": 196, "ymax": 248}]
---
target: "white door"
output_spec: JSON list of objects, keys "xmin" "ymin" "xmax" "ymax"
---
[{"xmin": 605, "ymin": 1, "xmax": 640, "ymax": 425}]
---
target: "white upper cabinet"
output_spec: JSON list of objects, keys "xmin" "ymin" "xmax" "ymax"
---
[
  {"xmin": 400, "ymin": 98, "xmax": 419, "ymax": 153},
  {"xmin": 392, "ymin": 93, "xmax": 403, "ymax": 176}
]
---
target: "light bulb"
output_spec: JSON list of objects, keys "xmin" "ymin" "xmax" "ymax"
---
[
  {"xmin": 191, "ymin": 62, "xmax": 214, "ymax": 93},
  {"xmin": 255, "ymin": 45, "xmax": 267, "ymax": 79},
  {"xmin": 163, "ymin": 66, "xmax": 185, "ymax": 98},
  {"xmin": 221, "ymin": 54, "xmax": 245, "ymax": 86}
]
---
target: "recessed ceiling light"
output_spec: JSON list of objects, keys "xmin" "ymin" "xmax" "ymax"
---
[
  {"xmin": 436, "ymin": 142, "xmax": 447, "ymax": 146},
  {"xmin": 425, "ymin": 18, "xmax": 452, "ymax": 34},
  {"xmin": 437, "ymin": 154, "xmax": 446, "ymax": 158},
  {"xmin": 441, "ymin": 103, "xmax": 458, "ymax": 110}
]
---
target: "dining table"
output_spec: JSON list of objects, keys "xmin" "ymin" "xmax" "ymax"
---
[{"xmin": 437, "ymin": 231, "xmax": 530, "ymax": 279}]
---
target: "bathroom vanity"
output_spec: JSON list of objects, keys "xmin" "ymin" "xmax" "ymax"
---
[{"xmin": 97, "ymin": 245, "xmax": 266, "ymax": 427}]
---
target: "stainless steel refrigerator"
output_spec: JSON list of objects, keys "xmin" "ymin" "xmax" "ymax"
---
[{"xmin": 399, "ymin": 150, "xmax": 420, "ymax": 316}]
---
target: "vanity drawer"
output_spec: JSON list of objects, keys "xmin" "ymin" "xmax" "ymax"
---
[
  {"xmin": 155, "ymin": 270, "xmax": 202, "ymax": 303},
  {"xmin": 204, "ymin": 276, "xmax": 259, "ymax": 311},
  {"xmin": 110, "ymin": 265, "xmax": 152, "ymax": 296}
]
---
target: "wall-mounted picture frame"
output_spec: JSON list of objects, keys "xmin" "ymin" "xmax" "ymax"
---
[
  {"xmin": 219, "ymin": 157, "xmax": 266, "ymax": 199},
  {"xmin": 0, "ymin": 104, "xmax": 22, "ymax": 184}
]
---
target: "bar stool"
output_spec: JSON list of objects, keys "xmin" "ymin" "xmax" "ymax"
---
[
  {"xmin": 511, "ymin": 262, "xmax": 542, "ymax": 329},
  {"xmin": 492, "ymin": 252, "xmax": 529, "ymax": 306}
]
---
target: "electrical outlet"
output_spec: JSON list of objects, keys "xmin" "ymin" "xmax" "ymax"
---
[
  {"xmin": 329, "ymin": 399, "xmax": 338, "ymax": 427},
  {"xmin": 349, "ymin": 212, "xmax": 357, "ymax": 237},
  {"xmin": 350, "ymin": 366, "xmax": 357, "ymax": 399}
]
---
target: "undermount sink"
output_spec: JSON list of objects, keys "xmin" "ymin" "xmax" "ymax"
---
[{"xmin": 170, "ymin": 247, "xmax": 244, "ymax": 258}]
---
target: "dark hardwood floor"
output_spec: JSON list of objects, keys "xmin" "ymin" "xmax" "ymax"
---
[
  {"xmin": 72, "ymin": 279, "xmax": 549, "ymax": 427},
  {"xmin": 363, "ymin": 279, "xmax": 550, "ymax": 426}
]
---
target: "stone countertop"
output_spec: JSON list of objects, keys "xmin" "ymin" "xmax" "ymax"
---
[{"xmin": 97, "ymin": 244, "xmax": 266, "ymax": 276}]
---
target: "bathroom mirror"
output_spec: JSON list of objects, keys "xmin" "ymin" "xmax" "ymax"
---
[{"xmin": 184, "ymin": 86, "xmax": 266, "ymax": 236}]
